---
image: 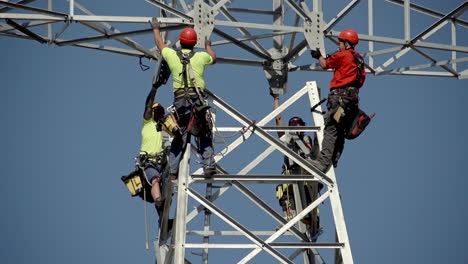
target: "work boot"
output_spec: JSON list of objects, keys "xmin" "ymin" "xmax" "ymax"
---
[{"xmin": 203, "ymin": 167, "xmax": 217, "ymax": 176}]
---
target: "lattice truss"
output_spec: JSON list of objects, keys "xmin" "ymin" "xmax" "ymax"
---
[
  {"xmin": 159, "ymin": 82, "xmax": 350, "ymax": 264},
  {"xmin": 0, "ymin": 0, "xmax": 467, "ymax": 81}
]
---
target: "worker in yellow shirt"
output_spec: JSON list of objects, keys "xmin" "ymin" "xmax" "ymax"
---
[
  {"xmin": 150, "ymin": 18, "xmax": 217, "ymax": 177},
  {"xmin": 139, "ymin": 84, "xmax": 168, "ymax": 217}
]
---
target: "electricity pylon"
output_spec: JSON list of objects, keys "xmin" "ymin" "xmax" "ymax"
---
[{"xmin": 2, "ymin": 1, "xmax": 466, "ymax": 263}]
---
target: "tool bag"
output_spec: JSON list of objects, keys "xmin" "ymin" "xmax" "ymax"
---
[
  {"xmin": 187, "ymin": 104, "xmax": 212, "ymax": 136},
  {"xmin": 121, "ymin": 166, "xmax": 155, "ymax": 203},
  {"xmin": 345, "ymin": 108, "xmax": 375, "ymax": 140}
]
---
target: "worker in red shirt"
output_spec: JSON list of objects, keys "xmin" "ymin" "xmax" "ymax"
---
[{"xmin": 310, "ymin": 29, "xmax": 366, "ymax": 173}]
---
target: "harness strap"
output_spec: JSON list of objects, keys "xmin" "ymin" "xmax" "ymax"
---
[
  {"xmin": 174, "ymin": 87, "xmax": 198, "ymax": 99},
  {"xmin": 138, "ymin": 152, "xmax": 166, "ymax": 164},
  {"xmin": 176, "ymin": 50, "xmax": 195, "ymax": 88},
  {"xmin": 348, "ymin": 49, "xmax": 364, "ymax": 87},
  {"xmin": 330, "ymin": 86, "xmax": 359, "ymax": 97}
]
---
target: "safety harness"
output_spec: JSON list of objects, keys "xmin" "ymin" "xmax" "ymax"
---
[
  {"xmin": 276, "ymin": 133, "xmax": 321, "ymax": 223},
  {"xmin": 174, "ymin": 50, "xmax": 213, "ymax": 136},
  {"xmin": 176, "ymin": 50, "xmax": 196, "ymax": 89}
]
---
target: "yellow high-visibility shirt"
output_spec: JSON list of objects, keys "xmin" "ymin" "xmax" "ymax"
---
[
  {"xmin": 161, "ymin": 48, "xmax": 213, "ymax": 91},
  {"xmin": 140, "ymin": 118, "xmax": 163, "ymax": 156}
]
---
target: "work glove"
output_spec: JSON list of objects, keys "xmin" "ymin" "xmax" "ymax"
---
[
  {"xmin": 310, "ymin": 48, "xmax": 322, "ymax": 59},
  {"xmin": 150, "ymin": 17, "xmax": 160, "ymax": 29}
]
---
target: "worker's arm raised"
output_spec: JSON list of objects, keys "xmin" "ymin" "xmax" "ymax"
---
[
  {"xmin": 273, "ymin": 96, "xmax": 285, "ymax": 138},
  {"xmin": 143, "ymin": 85, "xmax": 158, "ymax": 120},
  {"xmin": 205, "ymin": 38, "xmax": 216, "ymax": 64},
  {"xmin": 150, "ymin": 18, "xmax": 167, "ymax": 52}
]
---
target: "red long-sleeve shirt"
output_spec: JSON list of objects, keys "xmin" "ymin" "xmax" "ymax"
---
[{"xmin": 326, "ymin": 49, "xmax": 365, "ymax": 90}]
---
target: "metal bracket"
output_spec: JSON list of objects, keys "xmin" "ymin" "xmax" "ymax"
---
[
  {"xmin": 191, "ymin": 0, "xmax": 219, "ymax": 48},
  {"xmin": 303, "ymin": 11, "xmax": 325, "ymax": 52},
  {"xmin": 264, "ymin": 47, "xmax": 289, "ymax": 95}
]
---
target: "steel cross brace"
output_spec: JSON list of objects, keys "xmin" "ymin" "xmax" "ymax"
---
[
  {"xmin": 187, "ymin": 83, "xmax": 327, "ymax": 222},
  {"xmin": 186, "ymin": 187, "xmax": 295, "ymax": 264},
  {"xmin": 204, "ymin": 88, "xmax": 333, "ymax": 186}
]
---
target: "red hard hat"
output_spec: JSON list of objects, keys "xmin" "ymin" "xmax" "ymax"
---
[
  {"xmin": 179, "ymin": 28, "xmax": 198, "ymax": 45},
  {"xmin": 338, "ymin": 29, "xmax": 359, "ymax": 45}
]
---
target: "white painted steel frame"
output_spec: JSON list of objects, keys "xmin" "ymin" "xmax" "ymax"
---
[
  {"xmin": 156, "ymin": 82, "xmax": 353, "ymax": 264},
  {"xmin": 0, "ymin": 0, "xmax": 466, "ymax": 78}
]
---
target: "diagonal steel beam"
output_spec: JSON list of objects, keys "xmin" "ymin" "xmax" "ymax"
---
[
  {"xmin": 374, "ymin": 21, "xmax": 448, "ymax": 71},
  {"xmin": 72, "ymin": 42, "xmax": 146, "ymax": 57},
  {"xmin": 208, "ymin": 85, "xmax": 313, "ymax": 167},
  {"xmin": 55, "ymin": 24, "xmax": 184, "ymax": 47},
  {"xmin": 211, "ymin": 0, "xmax": 231, "ymax": 13},
  {"xmin": 210, "ymin": 0, "xmax": 270, "ymax": 57},
  {"xmin": 213, "ymin": 28, "xmax": 273, "ymax": 61},
  {"xmin": 79, "ymin": 21, "xmax": 156, "ymax": 58},
  {"xmin": 412, "ymin": 47, "xmax": 458, "ymax": 76},
  {"xmin": 0, "ymin": 20, "xmax": 55, "ymax": 33},
  {"xmin": 386, "ymin": 0, "xmax": 468, "ymax": 28},
  {"xmin": 5, "ymin": 19, "xmax": 47, "ymax": 43},
  {"xmin": 377, "ymin": 57, "xmax": 468, "ymax": 76},
  {"xmin": 288, "ymin": 12, "xmax": 301, "ymax": 54},
  {"xmin": 145, "ymin": 0, "xmax": 193, "ymax": 21},
  {"xmin": 187, "ymin": 135, "xmax": 289, "ymax": 224},
  {"xmin": 72, "ymin": 1, "xmax": 156, "ymax": 59},
  {"xmin": 0, "ymin": 1, "xmax": 67, "ymax": 17},
  {"xmin": 227, "ymin": 7, "xmax": 275, "ymax": 15},
  {"xmin": 186, "ymin": 187, "xmax": 294, "ymax": 264},
  {"xmin": 0, "ymin": 0, "xmax": 37, "ymax": 13},
  {"xmin": 205, "ymin": 89, "xmax": 333, "ymax": 185},
  {"xmin": 284, "ymin": 39, "xmax": 308, "ymax": 63},
  {"xmin": 232, "ymin": 181, "xmax": 311, "ymax": 241},
  {"xmin": 238, "ymin": 190, "xmax": 331, "ymax": 264},
  {"xmin": 0, "ymin": 31, "xmax": 33, "ymax": 40},
  {"xmin": 324, "ymin": 0, "xmax": 361, "ymax": 33},
  {"xmin": 213, "ymin": 31, "xmax": 293, "ymax": 46},
  {"xmin": 409, "ymin": 1, "xmax": 467, "ymax": 46},
  {"xmin": 284, "ymin": 0, "xmax": 310, "ymax": 21},
  {"xmin": 177, "ymin": 0, "xmax": 190, "ymax": 13}
]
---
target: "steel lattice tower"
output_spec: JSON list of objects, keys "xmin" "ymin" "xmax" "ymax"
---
[{"xmin": 2, "ymin": 1, "xmax": 466, "ymax": 263}]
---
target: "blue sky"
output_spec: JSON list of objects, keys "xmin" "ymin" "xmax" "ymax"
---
[{"xmin": 1, "ymin": 1, "xmax": 467, "ymax": 263}]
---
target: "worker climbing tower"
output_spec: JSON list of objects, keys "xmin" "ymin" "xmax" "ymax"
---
[{"xmin": 1, "ymin": 1, "xmax": 466, "ymax": 263}]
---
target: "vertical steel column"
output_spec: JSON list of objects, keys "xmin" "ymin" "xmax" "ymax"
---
[
  {"xmin": 69, "ymin": 0, "xmax": 74, "ymax": 17},
  {"xmin": 173, "ymin": 143, "xmax": 192, "ymax": 264},
  {"xmin": 202, "ymin": 183, "xmax": 213, "ymax": 264},
  {"xmin": 451, "ymin": 21, "xmax": 457, "ymax": 71},
  {"xmin": 312, "ymin": 0, "xmax": 322, "ymax": 12},
  {"xmin": 291, "ymin": 183, "xmax": 314, "ymax": 264},
  {"xmin": 48, "ymin": 0, "xmax": 52, "ymax": 40},
  {"xmin": 368, "ymin": 0, "xmax": 374, "ymax": 68},
  {"xmin": 273, "ymin": 0, "xmax": 284, "ymax": 49},
  {"xmin": 404, "ymin": 0, "xmax": 411, "ymax": 41},
  {"xmin": 307, "ymin": 82, "xmax": 354, "ymax": 264}
]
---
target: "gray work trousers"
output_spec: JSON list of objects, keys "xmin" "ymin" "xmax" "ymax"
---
[
  {"xmin": 168, "ymin": 95, "xmax": 215, "ymax": 175},
  {"xmin": 315, "ymin": 94, "xmax": 358, "ymax": 172}
]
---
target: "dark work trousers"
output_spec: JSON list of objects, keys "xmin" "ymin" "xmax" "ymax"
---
[
  {"xmin": 315, "ymin": 94, "xmax": 358, "ymax": 172},
  {"xmin": 168, "ymin": 95, "xmax": 215, "ymax": 175}
]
